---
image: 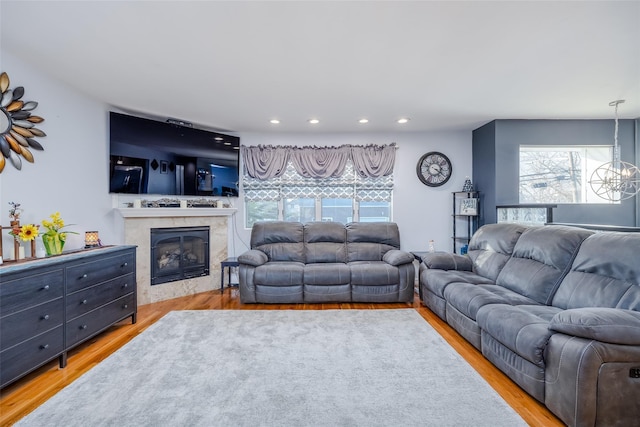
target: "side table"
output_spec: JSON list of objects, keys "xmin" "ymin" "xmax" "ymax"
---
[{"xmin": 220, "ymin": 257, "xmax": 239, "ymax": 294}]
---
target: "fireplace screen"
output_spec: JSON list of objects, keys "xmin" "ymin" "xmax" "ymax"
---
[{"xmin": 150, "ymin": 226, "xmax": 210, "ymax": 285}]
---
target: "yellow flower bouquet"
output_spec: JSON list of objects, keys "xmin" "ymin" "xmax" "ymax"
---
[{"xmin": 41, "ymin": 212, "xmax": 77, "ymax": 256}]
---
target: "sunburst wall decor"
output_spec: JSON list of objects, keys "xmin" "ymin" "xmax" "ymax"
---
[{"xmin": 0, "ymin": 71, "xmax": 46, "ymax": 173}]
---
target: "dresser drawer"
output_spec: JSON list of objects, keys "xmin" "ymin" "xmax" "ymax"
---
[
  {"xmin": 66, "ymin": 274, "xmax": 134, "ymax": 320},
  {"xmin": 0, "ymin": 326, "xmax": 64, "ymax": 388},
  {"xmin": 66, "ymin": 293, "xmax": 135, "ymax": 348},
  {"xmin": 66, "ymin": 251, "xmax": 135, "ymax": 293},
  {"xmin": 0, "ymin": 269, "xmax": 64, "ymax": 317},
  {"xmin": 1, "ymin": 298, "xmax": 64, "ymax": 350}
]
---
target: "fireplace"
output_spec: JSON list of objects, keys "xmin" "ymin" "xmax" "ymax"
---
[{"xmin": 150, "ymin": 226, "xmax": 210, "ymax": 286}]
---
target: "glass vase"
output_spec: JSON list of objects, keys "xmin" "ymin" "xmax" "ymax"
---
[{"xmin": 42, "ymin": 233, "xmax": 65, "ymax": 256}]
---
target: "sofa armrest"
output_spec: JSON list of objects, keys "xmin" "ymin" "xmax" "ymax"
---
[
  {"xmin": 421, "ymin": 252, "xmax": 472, "ymax": 271},
  {"xmin": 549, "ymin": 308, "xmax": 640, "ymax": 345},
  {"xmin": 382, "ymin": 250, "xmax": 415, "ymax": 266},
  {"xmin": 238, "ymin": 250, "xmax": 269, "ymax": 267}
]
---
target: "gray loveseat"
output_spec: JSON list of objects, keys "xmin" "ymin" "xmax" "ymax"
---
[
  {"xmin": 239, "ymin": 221, "xmax": 415, "ymax": 303},
  {"xmin": 419, "ymin": 223, "xmax": 640, "ymax": 427}
]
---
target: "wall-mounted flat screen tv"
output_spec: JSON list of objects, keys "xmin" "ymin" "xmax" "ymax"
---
[{"xmin": 109, "ymin": 111, "xmax": 240, "ymax": 196}]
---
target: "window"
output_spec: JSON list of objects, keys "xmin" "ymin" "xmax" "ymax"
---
[
  {"xmin": 359, "ymin": 201, "xmax": 391, "ymax": 222},
  {"xmin": 321, "ymin": 198, "xmax": 354, "ymax": 223},
  {"xmin": 284, "ymin": 198, "xmax": 315, "ymax": 223},
  {"xmin": 242, "ymin": 144, "xmax": 395, "ymax": 228},
  {"xmin": 244, "ymin": 165, "xmax": 394, "ymax": 228},
  {"xmin": 246, "ymin": 194, "xmax": 392, "ymax": 228},
  {"xmin": 245, "ymin": 201, "xmax": 279, "ymax": 225},
  {"xmin": 519, "ymin": 146, "xmax": 612, "ymax": 204}
]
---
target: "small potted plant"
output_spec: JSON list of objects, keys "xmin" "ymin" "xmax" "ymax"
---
[
  {"xmin": 8, "ymin": 202, "xmax": 22, "ymax": 228},
  {"xmin": 40, "ymin": 211, "xmax": 77, "ymax": 256}
]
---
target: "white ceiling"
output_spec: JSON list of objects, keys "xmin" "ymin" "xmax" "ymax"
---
[{"xmin": 2, "ymin": 1, "xmax": 639, "ymax": 133}]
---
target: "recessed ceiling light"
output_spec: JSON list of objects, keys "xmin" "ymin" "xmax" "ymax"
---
[
  {"xmin": 358, "ymin": 118, "xmax": 369, "ymax": 124},
  {"xmin": 233, "ymin": 146, "xmax": 240, "ymax": 150},
  {"xmin": 214, "ymin": 136, "xmax": 224, "ymax": 141},
  {"xmin": 308, "ymin": 118, "xmax": 320, "ymax": 124},
  {"xmin": 270, "ymin": 119, "xmax": 280, "ymax": 124},
  {"xmin": 224, "ymin": 142, "xmax": 231, "ymax": 146},
  {"xmin": 397, "ymin": 118, "xmax": 410, "ymax": 124}
]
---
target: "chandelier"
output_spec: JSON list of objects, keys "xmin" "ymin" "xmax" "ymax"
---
[{"xmin": 589, "ymin": 100, "xmax": 640, "ymax": 201}]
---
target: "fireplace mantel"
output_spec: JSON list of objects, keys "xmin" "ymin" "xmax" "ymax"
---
[
  {"xmin": 118, "ymin": 208, "xmax": 234, "ymax": 305},
  {"xmin": 116, "ymin": 208, "xmax": 236, "ymax": 218}
]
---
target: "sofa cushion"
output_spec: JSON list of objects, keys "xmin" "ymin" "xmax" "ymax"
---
[
  {"xmin": 237, "ymin": 250, "xmax": 268, "ymax": 267},
  {"xmin": 382, "ymin": 249, "xmax": 414, "ymax": 266},
  {"xmin": 255, "ymin": 284, "xmax": 303, "ymax": 303},
  {"xmin": 304, "ymin": 284, "xmax": 351, "ymax": 302},
  {"xmin": 467, "ymin": 223, "xmax": 526, "ymax": 281},
  {"xmin": 444, "ymin": 283, "xmax": 539, "ymax": 321},
  {"xmin": 552, "ymin": 232, "xmax": 640, "ymax": 310},
  {"xmin": 254, "ymin": 261, "xmax": 305, "ymax": 286},
  {"xmin": 304, "ymin": 222, "xmax": 347, "ymax": 263},
  {"xmin": 349, "ymin": 261, "xmax": 399, "ymax": 286},
  {"xmin": 346, "ymin": 222, "xmax": 400, "ymax": 262},
  {"xmin": 421, "ymin": 252, "xmax": 473, "ymax": 271},
  {"xmin": 421, "ymin": 269, "xmax": 495, "ymax": 299},
  {"xmin": 496, "ymin": 225, "xmax": 593, "ymax": 305},
  {"xmin": 476, "ymin": 304, "xmax": 562, "ymax": 367},
  {"xmin": 549, "ymin": 308, "xmax": 640, "ymax": 345},
  {"xmin": 304, "ymin": 263, "xmax": 350, "ymax": 285},
  {"xmin": 251, "ymin": 221, "xmax": 305, "ymax": 263}
]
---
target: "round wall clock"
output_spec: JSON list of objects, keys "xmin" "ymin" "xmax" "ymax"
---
[{"xmin": 416, "ymin": 151, "xmax": 452, "ymax": 187}]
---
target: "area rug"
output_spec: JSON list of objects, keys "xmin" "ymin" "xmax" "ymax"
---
[{"xmin": 17, "ymin": 310, "xmax": 525, "ymax": 426}]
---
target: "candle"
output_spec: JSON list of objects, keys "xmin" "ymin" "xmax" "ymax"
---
[{"xmin": 18, "ymin": 246, "xmax": 25, "ymax": 259}]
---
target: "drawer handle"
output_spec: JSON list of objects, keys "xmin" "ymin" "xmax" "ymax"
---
[
  {"xmin": 122, "ymin": 262, "xmax": 128, "ymax": 267},
  {"xmin": 82, "ymin": 274, "xmax": 88, "ymax": 279},
  {"xmin": 80, "ymin": 325, "xmax": 87, "ymax": 330},
  {"xmin": 42, "ymin": 285, "xmax": 50, "ymax": 290},
  {"xmin": 123, "ymin": 304, "xmax": 128, "ymax": 309},
  {"xmin": 122, "ymin": 283, "xmax": 128, "ymax": 289},
  {"xmin": 40, "ymin": 344, "xmax": 49, "ymax": 350},
  {"xmin": 42, "ymin": 314, "xmax": 50, "ymax": 320},
  {"xmin": 82, "ymin": 299, "xmax": 88, "ymax": 305}
]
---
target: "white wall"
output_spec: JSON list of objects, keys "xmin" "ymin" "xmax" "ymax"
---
[
  {"xmin": 1, "ymin": 52, "xmax": 472, "ymax": 259},
  {"xmin": 1, "ymin": 51, "xmax": 118, "ymax": 259}
]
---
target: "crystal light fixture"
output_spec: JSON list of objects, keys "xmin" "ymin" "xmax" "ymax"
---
[{"xmin": 589, "ymin": 100, "xmax": 640, "ymax": 201}]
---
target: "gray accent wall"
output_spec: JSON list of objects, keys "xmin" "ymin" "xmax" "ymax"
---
[
  {"xmin": 473, "ymin": 119, "xmax": 638, "ymax": 227},
  {"xmin": 472, "ymin": 121, "xmax": 496, "ymax": 224}
]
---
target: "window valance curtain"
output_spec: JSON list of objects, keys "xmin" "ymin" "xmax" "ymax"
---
[
  {"xmin": 241, "ymin": 143, "xmax": 396, "ymax": 180},
  {"xmin": 241, "ymin": 143, "xmax": 396, "ymax": 203}
]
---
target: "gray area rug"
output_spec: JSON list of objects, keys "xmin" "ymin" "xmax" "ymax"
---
[{"xmin": 18, "ymin": 309, "xmax": 525, "ymax": 426}]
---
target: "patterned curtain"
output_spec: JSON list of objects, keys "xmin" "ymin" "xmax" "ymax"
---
[{"xmin": 242, "ymin": 144, "xmax": 395, "ymax": 202}]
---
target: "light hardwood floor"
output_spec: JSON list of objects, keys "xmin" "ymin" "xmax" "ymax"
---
[{"xmin": 0, "ymin": 289, "xmax": 563, "ymax": 427}]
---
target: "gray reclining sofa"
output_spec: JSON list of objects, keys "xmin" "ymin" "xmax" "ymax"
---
[
  {"xmin": 419, "ymin": 223, "xmax": 640, "ymax": 426},
  {"xmin": 239, "ymin": 221, "xmax": 415, "ymax": 304}
]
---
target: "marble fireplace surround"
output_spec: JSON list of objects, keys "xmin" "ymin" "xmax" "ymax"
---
[{"xmin": 118, "ymin": 208, "xmax": 235, "ymax": 305}]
